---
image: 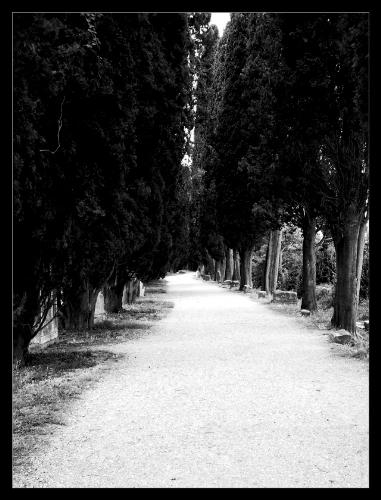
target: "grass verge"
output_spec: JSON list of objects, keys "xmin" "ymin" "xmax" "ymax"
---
[
  {"xmin": 224, "ymin": 284, "xmax": 369, "ymax": 360},
  {"xmin": 13, "ymin": 279, "xmax": 173, "ymax": 470}
]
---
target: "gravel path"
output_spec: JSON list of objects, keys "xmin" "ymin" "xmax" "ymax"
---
[{"xmin": 13, "ymin": 273, "xmax": 368, "ymax": 488}]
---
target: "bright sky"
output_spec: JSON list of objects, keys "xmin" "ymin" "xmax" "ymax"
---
[{"xmin": 210, "ymin": 12, "xmax": 230, "ymax": 36}]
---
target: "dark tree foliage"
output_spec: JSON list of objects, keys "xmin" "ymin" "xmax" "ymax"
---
[
  {"xmin": 13, "ymin": 13, "xmax": 193, "ymax": 362},
  {"xmin": 13, "ymin": 13, "xmax": 114, "ymax": 357}
]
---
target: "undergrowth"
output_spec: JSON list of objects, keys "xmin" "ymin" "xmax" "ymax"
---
[{"xmin": 231, "ymin": 285, "xmax": 369, "ymax": 360}]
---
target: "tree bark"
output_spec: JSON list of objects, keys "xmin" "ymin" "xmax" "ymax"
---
[
  {"xmin": 269, "ymin": 229, "xmax": 282, "ymax": 294},
  {"xmin": 13, "ymin": 288, "xmax": 40, "ymax": 365},
  {"xmin": 331, "ymin": 210, "xmax": 362, "ymax": 333},
  {"xmin": 264, "ymin": 230, "xmax": 282, "ymax": 294},
  {"xmin": 264, "ymin": 231, "xmax": 274, "ymax": 294},
  {"xmin": 239, "ymin": 247, "xmax": 253, "ymax": 290},
  {"xmin": 301, "ymin": 216, "xmax": 317, "ymax": 311},
  {"xmin": 214, "ymin": 258, "xmax": 226, "ymax": 283},
  {"xmin": 124, "ymin": 278, "xmax": 140, "ymax": 305},
  {"xmin": 262, "ymin": 242, "xmax": 269, "ymax": 292},
  {"xmin": 232, "ymin": 249, "xmax": 240, "ymax": 281},
  {"xmin": 213, "ymin": 260, "xmax": 219, "ymax": 281},
  {"xmin": 13, "ymin": 324, "xmax": 33, "ymax": 367},
  {"xmin": 224, "ymin": 248, "xmax": 233, "ymax": 281},
  {"xmin": 103, "ymin": 281, "xmax": 124, "ymax": 313},
  {"xmin": 205, "ymin": 251, "xmax": 215, "ymax": 277},
  {"xmin": 61, "ymin": 282, "xmax": 98, "ymax": 330},
  {"xmin": 355, "ymin": 219, "xmax": 368, "ymax": 306}
]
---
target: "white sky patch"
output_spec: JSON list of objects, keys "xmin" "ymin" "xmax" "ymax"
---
[{"xmin": 210, "ymin": 12, "xmax": 230, "ymax": 36}]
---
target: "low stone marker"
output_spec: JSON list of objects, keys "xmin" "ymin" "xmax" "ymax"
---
[
  {"xmin": 272, "ymin": 290, "xmax": 298, "ymax": 304},
  {"xmin": 95, "ymin": 290, "xmax": 106, "ymax": 317},
  {"xmin": 203, "ymin": 275, "xmax": 211, "ymax": 281},
  {"xmin": 330, "ymin": 329, "xmax": 352, "ymax": 345},
  {"xmin": 301, "ymin": 309, "xmax": 310, "ymax": 317},
  {"xmin": 257, "ymin": 291, "xmax": 266, "ymax": 299}
]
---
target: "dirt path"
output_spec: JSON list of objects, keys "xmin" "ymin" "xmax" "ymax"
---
[{"xmin": 13, "ymin": 273, "xmax": 368, "ymax": 488}]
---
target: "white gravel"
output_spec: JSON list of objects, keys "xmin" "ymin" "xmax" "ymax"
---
[{"xmin": 13, "ymin": 272, "xmax": 369, "ymax": 488}]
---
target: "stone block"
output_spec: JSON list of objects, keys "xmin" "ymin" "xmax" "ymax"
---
[
  {"xmin": 273, "ymin": 290, "xmax": 298, "ymax": 303},
  {"xmin": 330, "ymin": 329, "xmax": 352, "ymax": 345},
  {"xmin": 95, "ymin": 291, "xmax": 106, "ymax": 314}
]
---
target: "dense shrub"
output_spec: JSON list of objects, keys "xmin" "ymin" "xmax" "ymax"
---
[
  {"xmin": 278, "ymin": 226, "xmax": 303, "ymax": 295},
  {"xmin": 316, "ymin": 241, "xmax": 336, "ymax": 285},
  {"xmin": 316, "ymin": 283, "xmax": 334, "ymax": 309}
]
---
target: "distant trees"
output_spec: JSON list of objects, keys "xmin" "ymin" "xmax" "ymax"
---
[
  {"xmin": 193, "ymin": 13, "xmax": 285, "ymax": 290},
  {"xmin": 13, "ymin": 13, "xmax": 193, "ymax": 363}
]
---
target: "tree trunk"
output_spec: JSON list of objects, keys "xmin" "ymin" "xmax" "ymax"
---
[
  {"xmin": 269, "ymin": 229, "xmax": 282, "ymax": 294},
  {"xmin": 239, "ymin": 247, "xmax": 253, "ymax": 290},
  {"xmin": 88, "ymin": 288, "xmax": 100, "ymax": 327},
  {"xmin": 213, "ymin": 260, "xmax": 219, "ymax": 281},
  {"xmin": 13, "ymin": 324, "xmax": 32, "ymax": 367},
  {"xmin": 262, "ymin": 242, "xmax": 269, "ymax": 292},
  {"xmin": 278, "ymin": 247, "xmax": 283, "ymax": 288},
  {"xmin": 225, "ymin": 248, "xmax": 233, "ymax": 281},
  {"xmin": 220, "ymin": 256, "xmax": 226, "ymax": 283},
  {"xmin": 13, "ymin": 288, "xmax": 40, "ymax": 365},
  {"xmin": 125, "ymin": 278, "xmax": 140, "ymax": 305},
  {"xmin": 301, "ymin": 216, "xmax": 317, "ymax": 311},
  {"xmin": 264, "ymin": 230, "xmax": 282, "ymax": 294},
  {"xmin": 205, "ymin": 251, "xmax": 215, "ymax": 277},
  {"xmin": 61, "ymin": 282, "xmax": 98, "ymax": 330},
  {"xmin": 103, "ymin": 281, "xmax": 125, "ymax": 313},
  {"xmin": 331, "ymin": 212, "xmax": 362, "ymax": 333},
  {"xmin": 214, "ymin": 258, "xmax": 226, "ymax": 283},
  {"xmin": 264, "ymin": 231, "xmax": 274, "ymax": 294},
  {"xmin": 232, "ymin": 249, "xmax": 240, "ymax": 281},
  {"xmin": 355, "ymin": 219, "xmax": 368, "ymax": 306}
]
